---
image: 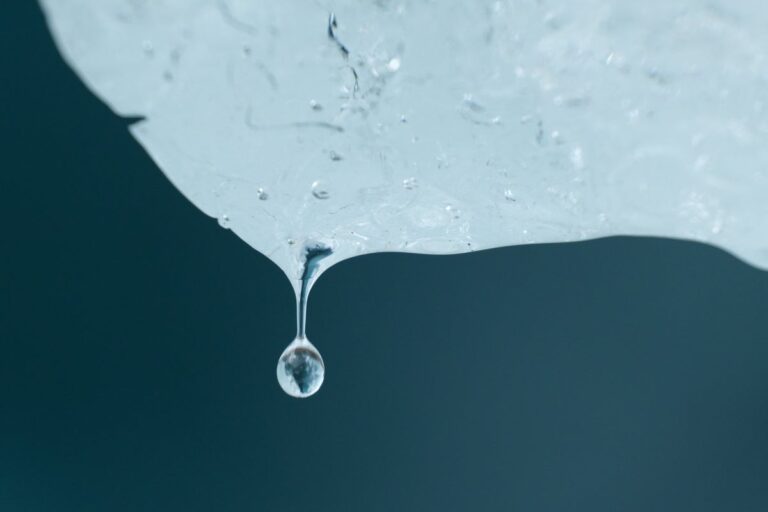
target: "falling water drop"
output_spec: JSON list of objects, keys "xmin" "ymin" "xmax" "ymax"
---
[
  {"xmin": 276, "ymin": 337, "xmax": 324, "ymax": 398},
  {"xmin": 276, "ymin": 243, "xmax": 332, "ymax": 398}
]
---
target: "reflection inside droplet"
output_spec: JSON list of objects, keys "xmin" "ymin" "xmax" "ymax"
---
[{"xmin": 276, "ymin": 337, "xmax": 324, "ymax": 398}]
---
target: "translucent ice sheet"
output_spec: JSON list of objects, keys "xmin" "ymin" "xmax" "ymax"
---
[{"xmin": 41, "ymin": 0, "xmax": 768, "ymax": 287}]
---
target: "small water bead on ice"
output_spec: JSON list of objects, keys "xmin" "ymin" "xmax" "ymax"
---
[
  {"xmin": 141, "ymin": 40, "xmax": 154, "ymax": 57},
  {"xmin": 329, "ymin": 150, "xmax": 342, "ymax": 161},
  {"xmin": 402, "ymin": 177, "xmax": 418, "ymax": 189},
  {"xmin": 504, "ymin": 189, "xmax": 516, "ymax": 201},
  {"xmin": 445, "ymin": 204, "xmax": 461, "ymax": 219},
  {"xmin": 386, "ymin": 57, "xmax": 401, "ymax": 72},
  {"xmin": 256, "ymin": 187, "xmax": 268, "ymax": 200},
  {"xmin": 276, "ymin": 337, "xmax": 325, "ymax": 398},
  {"xmin": 605, "ymin": 51, "xmax": 629, "ymax": 72},
  {"xmin": 309, "ymin": 99, "xmax": 322, "ymax": 111},
  {"xmin": 570, "ymin": 147, "xmax": 585, "ymax": 170},
  {"xmin": 311, "ymin": 180, "xmax": 330, "ymax": 199},
  {"xmin": 217, "ymin": 213, "xmax": 230, "ymax": 228},
  {"xmin": 462, "ymin": 93, "xmax": 483, "ymax": 112}
]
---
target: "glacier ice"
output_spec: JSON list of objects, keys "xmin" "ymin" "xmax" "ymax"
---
[{"xmin": 40, "ymin": 0, "xmax": 768, "ymax": 291}]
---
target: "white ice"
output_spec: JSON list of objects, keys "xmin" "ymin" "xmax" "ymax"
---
[{"xmin": 40, "ymin": 0, "xmax": 768, "ymax": 290}]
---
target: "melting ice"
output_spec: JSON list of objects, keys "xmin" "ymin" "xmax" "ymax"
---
[{"xmin": 40, "ymin": 0, "xmax": 768, "ymax": 396}]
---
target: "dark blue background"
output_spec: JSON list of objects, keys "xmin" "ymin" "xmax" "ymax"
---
[{"xmin": 2, "ymin": 4, "xmax": 768, "ymax": 511}]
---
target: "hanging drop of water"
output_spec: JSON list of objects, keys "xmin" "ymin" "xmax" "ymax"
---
[
  {"xmin": 276, "ymin": 243, "xmax": 333, "ymax": 398},
  {"xmin": 276, "ymin": 337, "xmax": 324, "ymax": 398}
]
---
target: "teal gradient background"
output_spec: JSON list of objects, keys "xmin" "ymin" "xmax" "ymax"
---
[{"xmin": 2, "ymin": 4, "xmax": 768, "ymax": 511}]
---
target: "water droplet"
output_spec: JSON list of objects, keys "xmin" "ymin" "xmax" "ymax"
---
[
  {"xmin": 400, "ymin": 114, "xmax": 408, "ymax": 123},
  {"xmin": 462, "ymin": 93, "xmax": 484, "ymax": 112},
  {"xmin": 712, "ymin": 217, "xmax": 723, "ymax": 235},
  {"xmin": 570, "ymin": 147, "xmax": 584, "ymax": 170},
  {"xmin": 402, "ymin": 177, "xmax": 418, "ymax": 189},
  {"xmin": 218, "ymin": 214, "xmax": 230, "ymax": 228},
  {"xmin": 142, "ymin": 40, "xmax": 154, "ymax": 57},
  {"xmin": 504, "ymin": 189, "xmax": 516, "ymax": 201},
  {"xmin": 387, "ymin": 57, "xmax": 401, "ymax": 72},
  {"xmin": 329, "ymin": 150, "xmax": 342, "ymax": 161},
  {"xmin": 257, "ymin": 187, "xmax": 269, "ymax": 200},
  {"xmin": 276, "ymin": 337, "xmax": 324, "ymax": 398},
  {"xmin": 309, "ymin": 99, "xmax": 322, "ymax": 111},
  {"xmin": 277, "ymin": 244, "xmax": 332, "ymax": 398},
  {"xmin": 312, "ymin": 180, "xmax": 330, "ymax": 199},
  {"xmin": 605, "ymin": 52, "xmax": 629, "ymax": 71},
  {"xmin": 445, "ymin": 204, "xmax": 461, "ymax": 219}
]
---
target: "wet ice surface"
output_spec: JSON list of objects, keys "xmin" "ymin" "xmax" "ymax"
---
[{"xmin": 40, "ymin": 0, "xmax": 768, "ymax": 289}]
